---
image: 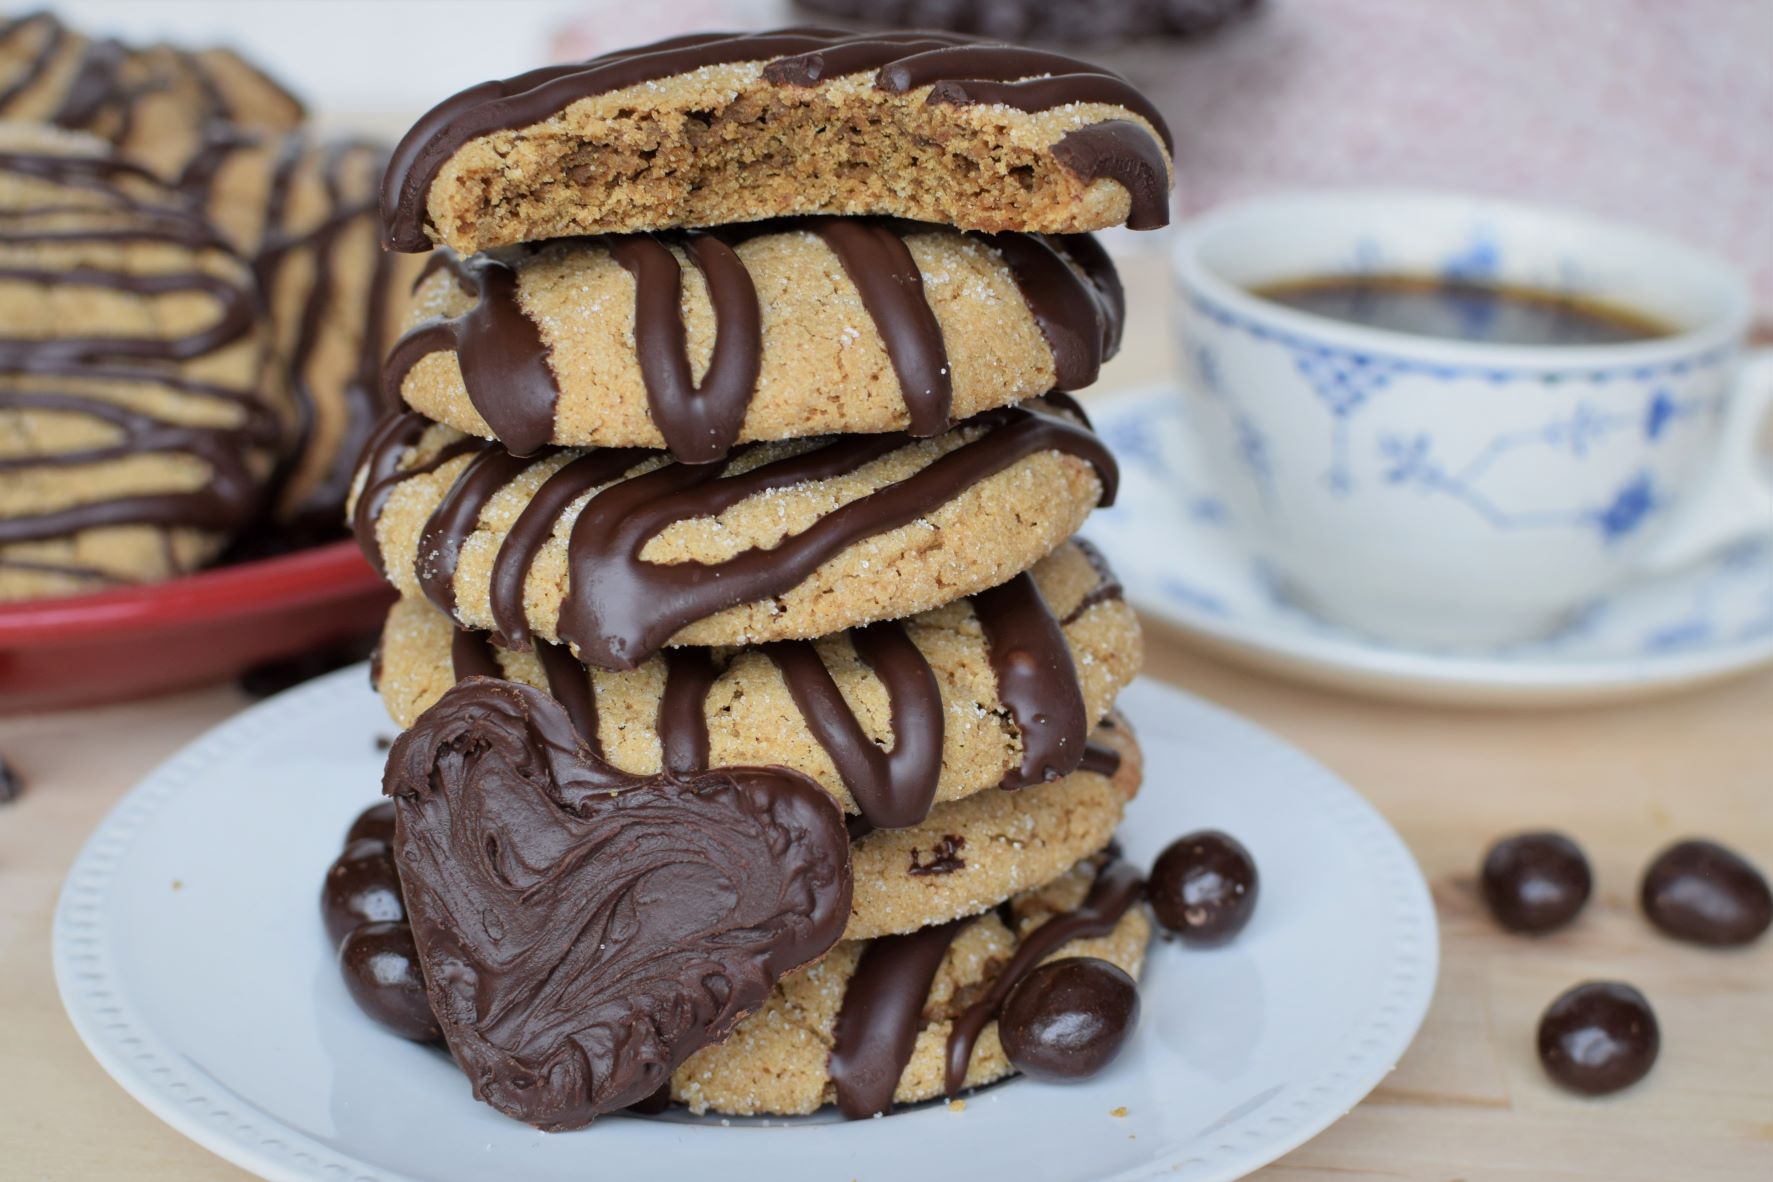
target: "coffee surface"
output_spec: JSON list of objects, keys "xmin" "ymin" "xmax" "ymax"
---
[{"xmin": 1251, "ymin": 274, "xmax": 1675, "ymax": 346}]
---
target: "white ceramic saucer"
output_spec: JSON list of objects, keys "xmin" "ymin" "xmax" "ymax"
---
[
  {"xmin": 1086, "ymin": 385, "xmax": 1773, "ymax": 706},
  {"xmin": 56, "ymin": 667, "xmax": 1435, "ymax": 1182}
]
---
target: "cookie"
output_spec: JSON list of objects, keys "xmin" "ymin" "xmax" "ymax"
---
[
  {"xmin": 179, "ymin": 129, "xmax": 424, "ymax": 530},
  {"xmin": 349, "ymin": 395, "xmax": 1116, "ymax": 670},
  {"xmin": 0, "ymin": 12, "xmax": 304, "ymax": 180},
  {"xmin": 382, "ymin": 27, "xmax": 1174, "ymax": 255},
  {"xmin": 796, "ymin": 0, "xmax": 1262, "ymax": 43},
  {"xmin": 672, "ymin": 854, "xmax": 1151, "ymax": 1115},
  {"xmin": 391, "ymin": 222, "xmax": 1120, "ymax": 461},
  {"xmin": 844, "ymin": 715, "xmax": 1141, "ymax": 939},
  {"xmin": 0, "ymin": 126, "xmax": 279, "ymax": 600},
  {"xmin": 376, "ymin": 539, "xmax": 1140, "ymax": 825}
]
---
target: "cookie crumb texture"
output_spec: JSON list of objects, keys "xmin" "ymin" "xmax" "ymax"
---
[
  {"xmin": 671, "ymin": 858, "xmax": 1152, "ymax": 1115},
  {"xmin": 377, "ymin": 543, "xmax": 1142, "ymax": 817},
  {"xmin": 0, "ymin": 126, "xmax": 278, "ymax": 601},
  {"xmin": 399, "ymin": 225, "xmax": 1099, "ymax": 450},
  {"xmin": 398, "ymin": 32, "xmax": 1173, "ymax": 253}
]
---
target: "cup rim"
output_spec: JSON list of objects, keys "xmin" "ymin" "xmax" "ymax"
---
[{"xmin": 1171, "ymin": 187, "xmax": 1752, "ymax": 368}]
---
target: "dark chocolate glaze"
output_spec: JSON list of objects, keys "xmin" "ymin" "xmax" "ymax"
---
[
  {"xmin": 604, "ymin": 232, "xmax": 761, "ymax": 464},
  {"xmin": 382, "ymin": 251, "xmax": 560, "ymax": 457},
  {"xmin": 384, "ymin": 678, "xmax": 852, "ymax": 1130},
  {"xmin": 828, "ymin": 917, "xmax": 968, "ymax": 1119},
  {"xmin": 415, "ymin": 447, "xmax": 532, "ymax": 612},
  {"xmin": 1640, "ymin": 839, "xmax": 1771, "ymax": 947},
  {"xmin": 1537, "ymin": 981, "xmax": 1659, "ymax": 1096},
  {"xmin": 763, "ymin": 620, "xmax": 944, "ymax": 830},
  {"xmin": 808, "ymin": 218, "xmax": 951, "ymax": 435},
  {"xmin": 349, "ymin": 412, "xmax": 479, "ymax": 577},
  {"xmin": 1078, "ymin": 741, "xmax": 1123, "ymax": 778},
  {"xmin": 658, "ymin": 647, "xmax": 718, "ymax": 775},
  {"xmin": 974, "ymin": 571, "xmax": 1089, "ymax": 789},
  {"xmin": 997, "ymin": 955, "xmax": 1139, "ymax": 1082},
  {"xmin": 1050, "ymin": 121, "xmax": 1172, "ymax": 231},
  {"xmin": 381, "ymin": 28, "xmax": 1171, "ymax": 252},
  {"xmin": 488, "ymin": 447, "xmax": 652, "ymax": 648},
  {"xmin": 943, "ymin": 859, "xmax": 1143, "ymax": 1093},
  {"xmin": 386, "ymin": 221, "xmax": 1119, "ymax": 463},
  {"xmin": 0, "ymin": 13, "xmax": 303, "ymax": 159}
]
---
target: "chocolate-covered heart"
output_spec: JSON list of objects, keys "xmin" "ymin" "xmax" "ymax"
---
[{"xmin": 385, "ymin": 677, "xmax": 853, "ymax": 1131}]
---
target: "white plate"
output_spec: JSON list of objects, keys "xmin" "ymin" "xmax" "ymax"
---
[
  {"xmin": 1086, "ymin": 385, "xmax": 1773, "ymax": 706},
  {"xmin": 55, "ymin": 668, "xmax": 1437, "ymax": 1182}
]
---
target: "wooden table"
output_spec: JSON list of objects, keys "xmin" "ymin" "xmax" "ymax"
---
[{"xmin": 3, "ymin": 259, "xmax": 1770, "ymax": 1180}]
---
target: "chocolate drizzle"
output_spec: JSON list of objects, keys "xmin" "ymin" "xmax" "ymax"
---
[
  {"xmin": 0, "ymin": 149, "xmax": 275, "ymax": 568},
  {"xmin": 1061, "ymin": 538, "xmax": 1126, "ymax": 625},
  {"xmin": 974, "ymin": 572, "xmax": 1089, "ymax": 789},
  {"xmin": 604, "ymin": 232, "xmax": 761, "ymax": 463},
  {"xmin": 427, "ymin": 538, "xmax": 1123, "ymax": 832},
  {"xmin": 825, "ymin": 856, "xmax": 1143, "ymax": 1115},
  {"xmin": 349, "ymin": 412, "xmax": 478, "ymax": 577},
  {"xmin": 1050, "ymin": 122, "xmax": 1172, "ymax": 231},
  {"xmin": 386, "ymin": 221, "xmax": 1119, "ymax": 462},
  {"xmin": 556, "ymin": 396, "xmax": 1116, "ymax": 670},
  {"xmin": 942, "ymin": 859, "xmax": 1142, "ymax": 1094},
  {"xmin": 382, "ymin": 251, "xmax": 561, "ymax": 457},
  {"xmin": 179, "ymin": 130, "xmax": 409, "ymax": 527},
  {"xmin": 828, "ymin": 917, "xmax": 968, "ymax": 1119},
  {"xmin": 381, "ymin": 27, "xmax": 1172, "ymax": 252},
  {"xmin": 763, "ymin": 622, "xmax": 944, "ymax": 829},
  {"xmin": 385, "ymin": 678, "xmax": 852, "ymax": 1130},
  {"xmin": 807, "ymin": 218, "xmax": 950, "ymax": 435}
]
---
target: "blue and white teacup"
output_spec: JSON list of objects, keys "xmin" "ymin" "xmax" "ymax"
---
[{"xmin": 1171, "ymin": 189, "xmax": 1773, "ymax": 648}]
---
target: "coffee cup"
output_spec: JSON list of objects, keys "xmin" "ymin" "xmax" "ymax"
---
[{"xmin": 1170, "ymin": 189, "xmax": 1773, "ymax": 648}]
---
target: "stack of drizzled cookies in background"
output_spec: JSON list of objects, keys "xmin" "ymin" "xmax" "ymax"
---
[
  {"xmin": 327, "ymin": 27, "xmax": 1175, "ymax": 1129},
  {"xmin": 0, "ymin": 11, "xmax": 420, "ymax": 599}
]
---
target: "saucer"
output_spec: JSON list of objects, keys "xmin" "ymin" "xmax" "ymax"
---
[{"xmin": 1084, "ymin": 385, "xmax": 1773, "ymax": 706}]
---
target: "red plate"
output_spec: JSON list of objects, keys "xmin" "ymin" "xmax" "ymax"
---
[{"xmin": 0, "ymin": 541, "xmax": 394, "ymax": 713}]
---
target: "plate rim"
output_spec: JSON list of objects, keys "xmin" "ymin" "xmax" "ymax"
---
[
  {"xmin": 54, "ymin": 667, "xmax": 1440, "ymax": 1182},
  {"xmin": 1085, "ymin": 384, "xmax": 1773, "ymax": 704}
]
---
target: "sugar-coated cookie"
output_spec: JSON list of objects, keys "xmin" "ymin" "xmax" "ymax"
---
[
  {"xmin": 180, "ymin": 129, "xmax": 424, "ymax": 529},
  {"xmin": 383, "ymin": 27, "xmax": 1174, "ymax": 254},
  {"xmin": 0, "ymin": 124, "xmax": 279, "ymax": 600},
  {"xmin": 673, "ymin": 855, "xmax": 1151, "ymax": 1115},
  {"xmin": 376, "ymin": 540, "xmax": 1141, "ymax": 826},
  {"xmin": 392, "ymin": 222, "xmax": 1120, "ymax": 461},
  {"xmin": 349, "ymin": 396, "xmax": 1116, "ymax": 670}
]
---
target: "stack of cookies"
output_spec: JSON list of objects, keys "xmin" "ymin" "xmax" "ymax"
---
[
  {"xmin": 332, "ymin": 27, "xmax": 1174, "ymax": 1129},
  {"xmin": 0, "ymin": 11, "xmax": 422, "ymax": 602}
]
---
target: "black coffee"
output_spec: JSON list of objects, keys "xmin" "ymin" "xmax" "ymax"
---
[{"xmin": 1250, "ymin": 274, "xmax": 1676, "ymax": 347}]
